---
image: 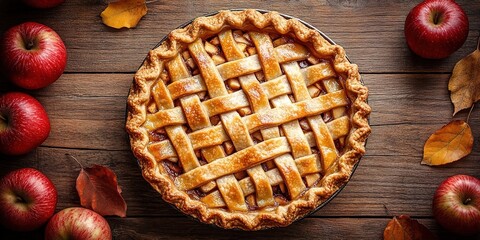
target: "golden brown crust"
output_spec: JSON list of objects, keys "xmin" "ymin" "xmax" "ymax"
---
[{"xmin": 126, "ymin": 9, "xmax": 371, "ymax": 230}]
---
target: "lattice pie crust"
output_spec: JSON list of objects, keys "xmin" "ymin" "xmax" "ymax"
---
[{"xmin": 126, "ymin": 9, "xmax": 371, "ymax": 230}]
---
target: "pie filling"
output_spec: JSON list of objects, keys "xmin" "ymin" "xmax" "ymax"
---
[{"xmin": 141, "ymin": 28, "xmax": 352, "ymax": 212}]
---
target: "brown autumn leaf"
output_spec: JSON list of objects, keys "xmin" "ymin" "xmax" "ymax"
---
[
  {"xmin": 422, "ymin": 120, "xmax": 473, "ymax": 166},
  {"xmin": 384, "ymin": 215, "xmax": 437, "ymax": 240},
  {"xmin": 100, "ymin": 0, "xmax": 147, "ymax": 29},
  {"xmin": 448, "ymin": 38, "xmax": 480, "ymax": 116},
  {"xmin": 76, "ymin": 164, "xmax": 127, "ymax": 217}
]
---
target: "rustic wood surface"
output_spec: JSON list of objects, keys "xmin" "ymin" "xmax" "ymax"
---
[{"xmin": 1, "ymin": 0, "xmax": 480, "ymax": 239}]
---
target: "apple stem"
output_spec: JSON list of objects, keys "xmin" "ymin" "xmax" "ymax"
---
[
  {"xmin": 26, "ymin": 41, "xmax": 33, "ymax": 50},
  {"xmin": 433, "ymin": 13, "xmax": 439, "ymax": 25},
  {"xmin": 20, "ymin": 33, "xmax": 37, "ymax": 50},
  {"xmin": 15, "ymin": 196, "xmax": 25, "ymax": 204},
  {"xmin": 433, "ymin": 12, "xmax": 440, "ymax": 25},
  {"xmin": 464, "ymin": 197, "xmax": 472, "ymax": 205},
  {"xmin": 67, "ymin": 153, "xmax": 84, "ymax": 169}
]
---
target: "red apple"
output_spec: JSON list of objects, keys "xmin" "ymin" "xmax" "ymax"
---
[
  {"xmin": 404, "ymin": 0, "xmax": 469, "ymax": 59},
  {"xmin": 45, "ymin": 207, "xmax": 112, "ymax": 240},
  {"xmin": 0, "ymin": 168, "xmax": 57, "ymax": 231},
  {"xmin": 22, "ymin": 0, "xmax": 65, "ymax": 9},
  {"xmin": 0, "ymin": 92, "xmax": 50, "ymax": 155},
  {"xmin": 433, "ymin": 174, "xmax": 480, "ymax": 236},
  {"xmin": 0, "ymin": 22, "xmax": 67, "ymax": 90}
]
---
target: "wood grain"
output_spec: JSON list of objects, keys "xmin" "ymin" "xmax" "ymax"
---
[
  {"xmin": 8, "ymin": 73, "xmax": 478, "ymax": 153},
  {"xmin": 7, "ymin": 147, "xmax": 471, "ymax": 218},
  {"xmin": 104, "ymin": 217, "xmax": 441, "ymax": 240},
  {"xmin": 0, "ymin": 1, "xmax": 478, "ymax": 73},
  {"xmin": 0, "ymin": 217, "xmax": 462, "ymax": 240},
  {"xmin": 1, "ymin": 1, "xmax": 480, "ymax": 238},
  {"xmin": 2, "ymin": 72, "xmax": 479, "ymax": 219}
]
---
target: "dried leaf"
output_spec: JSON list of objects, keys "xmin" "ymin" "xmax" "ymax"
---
[
  {"xmin": 422, "ymin": 120, "xmax": 473, "ymax": 166},
  {"xmin": 448, "ymin": 39, "xmax": 480, "ymax": 115},
  {"xmin": 76, "ymin": 164, "xmax": 127, "ymax": 217},
  {"xmin": 384, "ymin": 215, "xmax": 437, "ymax": 240},
  {"xmin": 100, "ymin": 0, "xmax": 147, "ymax": 29}
]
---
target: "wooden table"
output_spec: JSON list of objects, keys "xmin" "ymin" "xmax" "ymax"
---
[{"xmin": 1, "ymin": 1, "xmax": 479, "ymax": 239}]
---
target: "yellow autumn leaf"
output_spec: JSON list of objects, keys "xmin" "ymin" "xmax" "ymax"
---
[
  {"xmin": 100, "ymin": 0, "xmax": 147, "ymax": 29},
  {"xmin": 448, "ymin": 39, "xmax": 480, "ymax": 116},
  {"xmin": 422, "ymin": 120, "xmax": 473, "ymax": 166}
]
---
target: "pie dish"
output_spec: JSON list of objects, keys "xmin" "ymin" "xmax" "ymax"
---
[{"xmin": 126, "ymin": 9, "xmax": 371, "ymax": 230}]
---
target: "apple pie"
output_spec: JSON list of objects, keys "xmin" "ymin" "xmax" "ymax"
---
[{"xmin": 126, "ymin": 9, "xmax": 371, "ymax": 230}]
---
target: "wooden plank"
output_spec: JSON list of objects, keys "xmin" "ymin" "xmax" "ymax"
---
[
  {"xmin": 34, "ymin": 73, "xmax": 133, "ymax": 98},
  {"xmin": 7, "ymin": 73, "xmax": 475, "ymax": 153},
  {"xmin": 44, "ymin": 118, "xmax": 128, "ymax": 150},
  {"xmin": 104, "ymin": 217, "xmax": 445, "ymax": 239},
  {"xmin": 319, "ymin": 153, "xmax": 480, "ymax": 217},
  {"xmin": 31, "ymin": 72, "xmax": 474, "ymax": 126},
  {"xmin": 0, "ymin": 1, "xmax": 478, "ymax": 73},
  {"xmin": 367, "ymin": 73, "xmax": 454, "ymax": 126},
  {"xmin": 0, "ymin": 217, "xmax": 456, "ymax": 240},
  {"xmin": 0, "ymin": 145, "xmax": 477, "ymax": 218}
]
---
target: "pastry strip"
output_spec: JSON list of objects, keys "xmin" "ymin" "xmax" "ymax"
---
[
  {"xmin": 175, "ymin": 137, "xmax": 291, "ymax": 190},
  {"xmin": 219, "ymin": 29, "xmax": 275, "ymax": 208}
]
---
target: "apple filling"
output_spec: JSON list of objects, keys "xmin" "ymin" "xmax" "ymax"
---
[{"xmin": 141, "ymin": 28, "xmax": 352, "ymax": 211}]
